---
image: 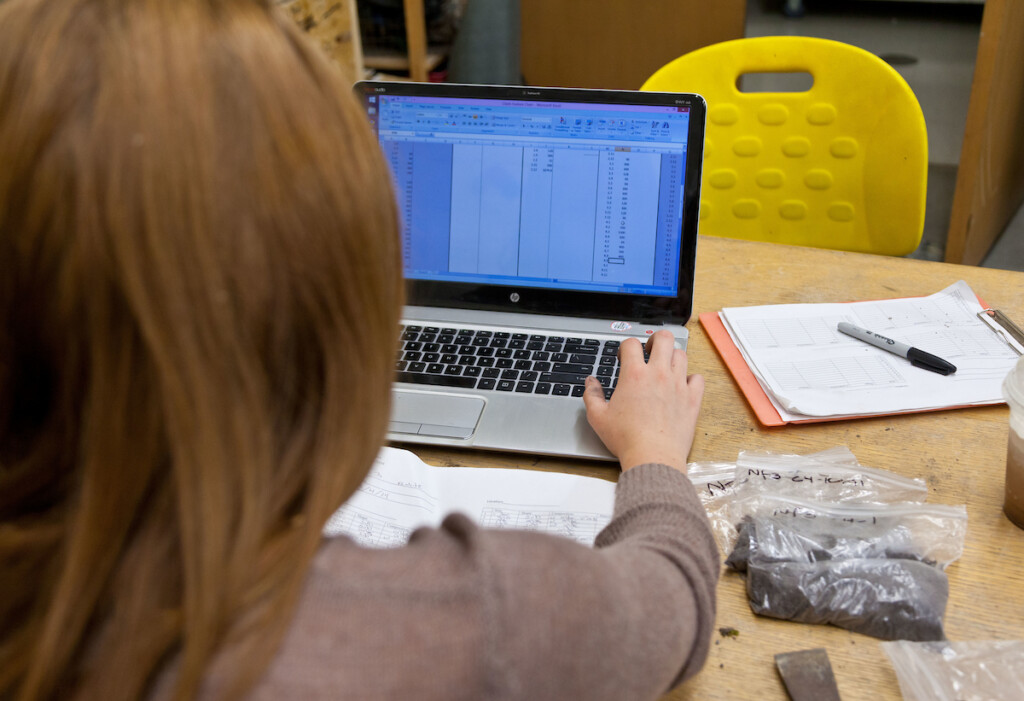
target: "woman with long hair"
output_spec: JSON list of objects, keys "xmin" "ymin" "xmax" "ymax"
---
[{"xmin": 0, "ymin": 1, "xmax": 717, "ymax": 699}]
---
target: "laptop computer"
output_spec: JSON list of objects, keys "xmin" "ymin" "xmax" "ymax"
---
[{"xmin": 353, "ymin": 81, "xmax": 706, "ymax": 461}]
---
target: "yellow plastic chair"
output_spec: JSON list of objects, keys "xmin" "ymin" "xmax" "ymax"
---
[{"xmin": 642, "ymin": 36, "xmax": 927, "ymax": 256}]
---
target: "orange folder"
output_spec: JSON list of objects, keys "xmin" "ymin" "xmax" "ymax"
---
[{"xmin": 698, "ymin": 309, "xmax": 1003, "ymax": 427}]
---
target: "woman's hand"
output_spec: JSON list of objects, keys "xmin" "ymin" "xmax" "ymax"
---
[{"xmin": 582, "ymin": 330, "xmax": 704, "ymax": 473}]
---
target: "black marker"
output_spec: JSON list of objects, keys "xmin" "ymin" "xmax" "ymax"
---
[{"xmin": 837, "ymin": 322, "xmax": 957, "ymax": 375}]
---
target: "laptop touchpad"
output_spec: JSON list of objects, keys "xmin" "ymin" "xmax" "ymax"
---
[{"xmin": 389, "ymin": 390, "xmax": 484, "ymax": 440}]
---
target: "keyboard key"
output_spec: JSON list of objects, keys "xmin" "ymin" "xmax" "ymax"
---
[
  {"xmin": 501, "ymin": 369, "xmax": 519, "ymax": 380},
  {"xmin": 512, "ymin": 333, "xmax": 528, "ymax": 340},
  {"xmin": 532, "ymin": 350, "xmax": 550, "ymax": 361},
  {"xmin": 515, "ymin": 381, "xmax": 534, "ymax": 393},
  {"xmin": 423, "ymin": 353, "xmax": 439, "ymax": 363},
  {"xmin": 396, "ymin": 371, "xmax": 475, "ymax": 389},
  {"xmin": 403, "ymin": 351, "xmax": 422, "ymax": 362},
  {"xmin": 405, "ymin": 341, "xmax": 423, "ymax": 351},
  {"xmin": 441, "ymin": 328, "xmax": 457, "ymax": 334},
  {"xmin": 569, "ymin": 354, "xmax": 599, "ymax": 365},
  {"xmin": 597, "ymin": 366, "xmax": 614, "ymax": 377},
  {"xmin": 514, "ymin": 360, "xmax": 531, "ymax": 370},
  {"xmin": 496, "ymin": 358, "xmax": 514, "ymax": 369},
  {"xmin": 553, "ymin": 362, "xmax": 594, "ymax": 374},
  {"xmin": 513, "ymin": 349, "xmax": 531, "ymax": 360},
  {"xmin": 552, "ymin": 384, "xmax": 571, "ymax": 396},
  {"xmin": 535, "ymin": 382, "xmax": 551, "ymax": 394},
  {"xmin": 408, "ymin": 361, "xmax": 426, "ymax": 372},
  {"xmin": 571, "ymin": 385, "xmax": 586, "ymax": 397},
  {"xmin": 476, "ymin": 357, "xmax": 495, "ymax": 367},
  {"xmin": 495, "ymin": 348, "xmax": 513, "ymax": 358},
  {"xmin": 478, "ymin": 378, "xmax": 496, "ymax": 390},
  {"xmin": 475, "ymin": 347, "xmax": 495, "ymax": 357},
  {"xmin": 395, "ymin": 360, "xmax": 408, "ymax": 371},
  {"xmin": 463, "ymin": 366, "xmax": 481, "ymax": 377},
  {"xmin": 482, "ymin": 368, "xmax": 501, "ymax": 378},
  {"xmin": 565, "ymin": 345, "xmax": 598, "ymax": 356},
  {"xmin": 441, "ymin": 344, "xmax": 457, "ymax": 353},
  {"xmin": 552, "ymin": 352, "xmax": 569, "ymax": 362},
  {"xmin": 426, "ymin": 363, "xmax": 444, "ymax": 373},
  {"xmin": 521, "ymin": 371, "xmax": 538, "ymax": 382},
  {"xmin": 540, "ymin": 372, "xmax": 588, "ymax": 385},
  {"xmin": 495, "ymin": 331, "xmax": 510, "ymax": 339},
  {"xmin": 508, "ymin": 339, "xmax": 526, "ymax": 349},
  {"xmin": 458, "ymin": 356, "xmax": 475, "ymax": 366},
  {"xmin": 444, "ymin": 365, "xmax": 462, "ymax": 376},
  {"xmin": 424, "ymin": 326, "xmax": 439, "ymax": 334},
  {"xmin": 440, "ymin": 354, "xmax": 457, "ymax": 364},
  {"xmin": 496, "ymin": 380, "xmax": 515, "ymax": 392}
]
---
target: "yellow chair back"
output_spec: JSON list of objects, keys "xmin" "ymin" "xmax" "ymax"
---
[{"xmin": 642, "ymin": 36, "xmax": 927, "ymax": 256}]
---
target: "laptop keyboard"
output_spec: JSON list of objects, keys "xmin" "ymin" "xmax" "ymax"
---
[{"xmin": 395, "ymin": 325, "xmax": 623, "ymax": 399}]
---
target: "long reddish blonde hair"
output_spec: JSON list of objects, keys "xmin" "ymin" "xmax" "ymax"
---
[{"xmin": 0, "ymin": 0, "xmax": 402, "ymax": 698}]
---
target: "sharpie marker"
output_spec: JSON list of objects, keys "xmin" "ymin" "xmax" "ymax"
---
[{"xmin": 837, "ymin": 322, "xmax": 957, "ymax": 376}]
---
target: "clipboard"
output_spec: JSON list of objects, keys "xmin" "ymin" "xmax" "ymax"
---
[{"xmin": 699, "ymin": 301, "xmax": 1022, "ymax": 427}]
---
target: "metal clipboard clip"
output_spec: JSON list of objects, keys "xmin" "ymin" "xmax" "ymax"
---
[{"xmin": 978, "ymin": 308, "xmax": 1024, "ymax": 355}]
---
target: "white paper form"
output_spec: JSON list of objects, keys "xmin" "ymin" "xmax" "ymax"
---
[
  {"xmin": 720, "ymin": 280, "xmax": 1020, "ymax": 419},
  {"xmin": 323, "ymin": 447, "xmax": 616, "ymax": 548}
]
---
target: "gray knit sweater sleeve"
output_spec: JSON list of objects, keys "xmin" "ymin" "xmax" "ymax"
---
[{"xmin": 234, "ymin": 463, "xmax": 720, "ymax": 701}]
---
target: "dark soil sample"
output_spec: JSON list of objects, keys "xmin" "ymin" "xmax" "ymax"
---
[{"xmin": 745, "ymin": 558, "xmax": 948, "ymax": 641}]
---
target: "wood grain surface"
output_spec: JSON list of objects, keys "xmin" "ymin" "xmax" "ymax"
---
[{"xmin": 410, "ymin": 236, "xmax": 1024, "ymax": 701}]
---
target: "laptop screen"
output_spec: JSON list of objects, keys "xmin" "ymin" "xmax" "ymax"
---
[{"xmin": 356, "ymin": 83, "xmax": 705, "ymax": 323}]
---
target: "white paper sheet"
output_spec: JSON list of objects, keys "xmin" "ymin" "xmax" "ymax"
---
[
  {"xmin": 720, "ymin": 280, "xmax": 1019, "ymax": 419},
  {"xmin": 324, "ymin": 447, "xmax": 616, "ymax": 548}
]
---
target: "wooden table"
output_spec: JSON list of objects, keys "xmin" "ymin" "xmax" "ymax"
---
[{"xmin": 410, "ymin": 236, "xmax": 1024, "ymax": 700}]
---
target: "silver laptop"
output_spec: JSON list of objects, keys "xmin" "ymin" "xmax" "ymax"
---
[{"xmin": 354, "ymin": 82, "xmax": 706, "ymax": 460}]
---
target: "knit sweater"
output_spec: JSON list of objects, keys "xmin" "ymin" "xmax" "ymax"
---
[{"xmin": 198, "ymin": 463, "xmax": 720, "ymax": 700}]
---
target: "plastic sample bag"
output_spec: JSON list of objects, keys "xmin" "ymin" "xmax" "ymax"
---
[
  {"xmin": 726, "ymin": 498, "xmax": 967, "ymax": 641},
  {"xmin": 718, "ymin": 452, "xmax": 930, "ymax": 553},
  {"xmin": 686, "ymin": 461, "xmax": 740, "ymax": 549},
  {"xmin": 724, "ymin": 497, "xmax": 968, "ymax": 571},
  {"xmin": 691, "ymin": 446, "xmax": 919, "ymax": 553},
  {"xmin": 746, "ymin": 557, "xmax": 948, "ymax": 641},
  {"xmin": 882, "ymin": 640, "xmax": 1024, "ymax": 701}
]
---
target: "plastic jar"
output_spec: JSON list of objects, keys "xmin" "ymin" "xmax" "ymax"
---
[{"xmin": 1003, "ymin": 356, "xmax": 1024, "ymax": 529}]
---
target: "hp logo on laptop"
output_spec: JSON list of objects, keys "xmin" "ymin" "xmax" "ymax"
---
[{"xmin": 510, "ymin": 292, "xmax": 520, "ymax": 303}]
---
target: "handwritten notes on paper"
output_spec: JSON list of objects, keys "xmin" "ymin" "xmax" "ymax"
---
[
  {"xmin": 720, "ymin": 280, "xmax": 1020, "ymax": 420},
  {"xmin": 324, "ymin": 448, "xmax": 616, "ymax": 548}
]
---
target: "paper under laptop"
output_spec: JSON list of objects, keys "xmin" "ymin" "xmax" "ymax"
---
[{"xmin": 354, "ymin": 82, "xmax": 706, "ymax": 460}]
